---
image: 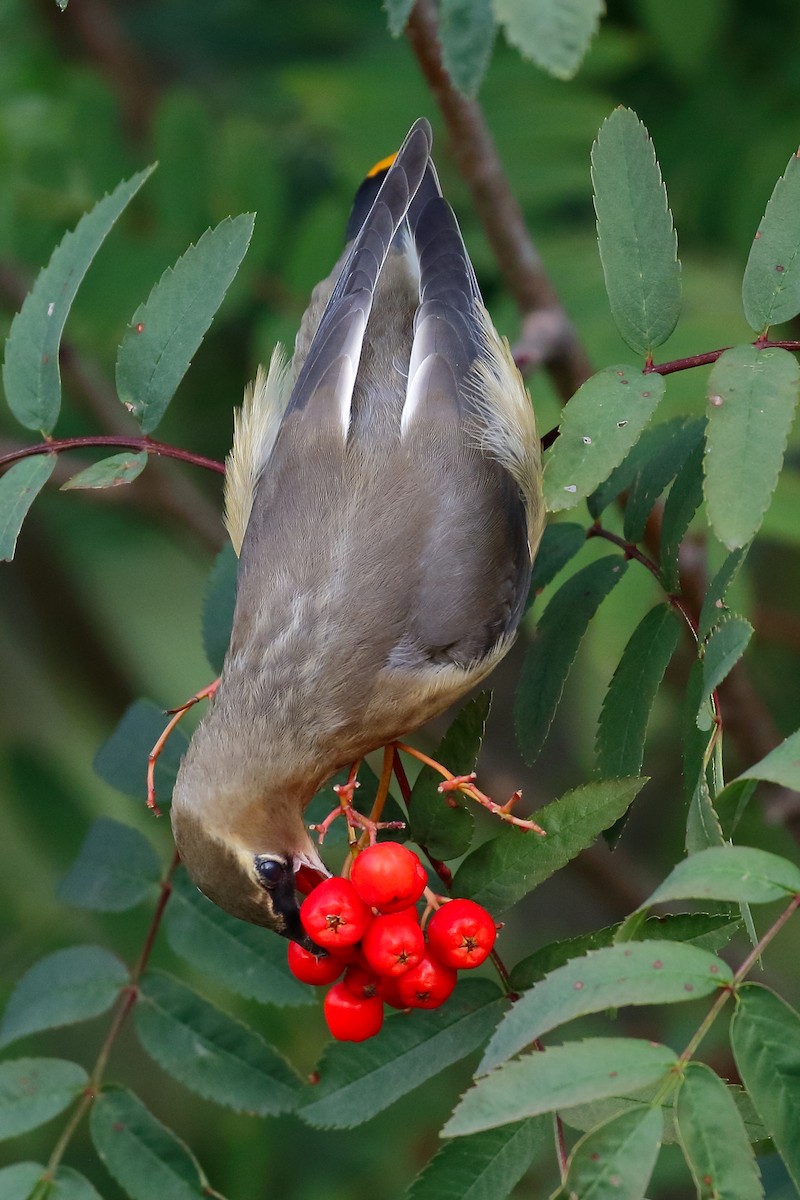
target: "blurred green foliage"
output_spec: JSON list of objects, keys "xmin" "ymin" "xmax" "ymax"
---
[{"xmin": 2, "ymin": 1, "xmax": 800, "ymax": 1197}]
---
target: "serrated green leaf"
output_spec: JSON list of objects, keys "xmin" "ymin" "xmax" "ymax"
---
[
  {"xmin": 135, "ymin": 971, "xmax": 300, "ymax": 1115},
  {"xmin": 0, "ymin": 1163, "xmax": 42, "ymax": 1199},
  {"xmin": 716, "ymin": 778, "xmax": 758, "ymax": 839},
  {"xmin": 543, "ymin": 369, "xmax": 664, "ymax": 512},
  {"xmin": 408, "ymin": 695, "xmax": 489, "ymax": 859},
  {"xmin": 515, "ymin": 556, "xmax": 628, "ymax": 764},
  {"xmin": 643, "ymin": 845, "xmax": 800, "ymax": 907},
  {"xmin": 704, "ymin": 345, "xmax": 799, "ymax": 550},
  {"xmin": 90, "ymin": 1087, "xmax": 211, "ymax": 1200},
  {"xmin": 592, "ymin": 107, "xmax": 681, "ymax": 354},
  {"xmin": 61, "ymin": 450, "xmax": 147, "ymax": 491},
  {"xmin": 743, "ymin": 153, "xmax": 800, "ymax": 332},
  {"xmin": 202, "ymin": 542, "xmax": 237, "ymax": 674},
  {"xmin": 116, "ymin": 214, "xmax": 255, "ymax": 433},
  {"xmin": 2, "ymin": 167, "xmax": 154, "ymax": 433},
  {"xmin": 526, "ymin": 522, "xmax": 586, "ymax": 606},
  {"xmin": 589, "ymin": 415, "xmax": 701, "ymax": 520},
  {"xmin": 453, "ymin": 777, "xmax": 645, "ymax": 913},
  {"xmin": 23, "ymin": 1166, "xmax": 104, "ymax": 1200},
  {"xmin": 493, "ymin": 0, "xmax": 603, "ymax": 80},
  {"xmin": 596, "ymin": 603, "xmax": 681, "ymax": 779},
  {"xmin": 0, "ymin": 457, "xmax": 56, "ymax": 562},
  {"xmin": 0, "ymin": 1058, "xmax": 87, "ymax": 1141},
  {"xmin": 0, "ymin": 946, "xmax": 127, "ymax": 1049},
  {"xmin": 685, "ymin": 777, "xmax": 725, "ymax": 855},
  {"xmin": 406, "ymin": 1117, "xmax": 548, "ymax": 1200},
  {"xmin": 731, "ymin": 985, "xmax": 800, "ymax": 1191},
  {"xmin": 57, "ymin": 818, "xmax": 161, "ymax": 912},
  {"xmin": 444, "ymin": 1038, "xmax": 677, "ymax": 1136},
  {"xmin": 557, "ymin": 1107, "xmax": 662, "ymax": 1200},
  {"xmin": 699, "ymin": 616, "xmax": 753, "ymax": 715},
  {"xmin": 439, "ymin": 0, "xmax": 495, "ymax": 98},
  {"xmin": 698, "ymin": 545, "xmax": 750, "ymax": 641},
  {"xmin": 480, "ymin": 940, "xmax": 729, "ymax": 1075},
  {"xmin": 676, "ymin": 1062, "xmax": 764, "ymax": 1200},
  {"xmin": 510, "ymin": 912, "xmax": 739, "ymax": 992},
  {"xmin": 739, "ymin": 729, "xmax": 800, "ymax": 791},
  {"xmin": 384, "ymin": 0, "xmax": 414, "ymax": 35},
  {"xmin": 659, "ymin": 439, "xmax": 705, "ymax": 591},
  {"xmin": 93, "ymin": 698, "xmax": 189, "ymax": 806},
  {"xmin": 623, "ymin": 416, "xmax": 704, "ymax": 544},
  {"xmin": 299, "ymin": 979, "xmax": 504, "ymax": 1130},
  {"xmin": 164, "ymin": 868, "xmax": 313, "ymax": 1007}
]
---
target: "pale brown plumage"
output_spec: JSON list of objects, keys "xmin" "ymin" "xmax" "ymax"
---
[{"xmin": 171, "ymin": 118, "xmax": 543, "ymax": 945}]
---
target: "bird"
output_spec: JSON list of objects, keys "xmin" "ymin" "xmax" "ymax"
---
[{"xmin": 170, "ymin": 117, "xmax": 544, "ymax": 948}]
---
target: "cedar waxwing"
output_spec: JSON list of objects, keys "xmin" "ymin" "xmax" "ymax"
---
[{"xmin": 170, "ymin": 118, "xmax": 544, "ymax": 948}]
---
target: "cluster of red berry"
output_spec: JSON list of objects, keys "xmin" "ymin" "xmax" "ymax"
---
[{"xmin": 286, "ymin": 841, "xmax": 497, "ymax": 1041}]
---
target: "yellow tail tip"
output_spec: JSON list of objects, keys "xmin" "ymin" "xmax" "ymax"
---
[{"xmin": 366, "ymin": 151, "xmax": 398, "ymax": 178}]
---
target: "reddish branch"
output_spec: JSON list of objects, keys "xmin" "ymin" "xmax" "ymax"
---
[{"xmin": 0, "ymin": 435, "xmax": 224, "ymax": 475}]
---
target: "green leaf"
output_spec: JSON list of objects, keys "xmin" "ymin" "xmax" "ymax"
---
[
  {"xmin": 439, "ymin": 0, "xmax": 495, "ymax": 98},
  {"xmin": 61, "ymin": 450, "xmax": 147, "ymax": 491},
  {"xmin": 0, "ymin": 946, "xmax": 127, "ymax": 1049},
  {"xmin": 731, "ymin": 985, "xmax": 800, "ymax": 1191},
  {"xmin": 557, "ymin": 1107, "xmax": 662, "ymax": 1200},
  {"xmin": 202, "ymin": 542, "xmax": 238, "ymax": 674},
  {"xmin": 480, "ymin": 940, "xmax": 730, "ymax": 1075},
  {"xmin": 0, "ymin": 457, "xmax": 56, "ymax": 562},
  {"xmin": 543, "ymin": 369, "xmax": 664, "ymax": 512},
  {"xmin": 164, "ymin": 868, "xmax": 313, "ymax": 1007},
  {"xmin": 643, "ymin": 845, "xmax": 800, "ymax": 907},
  {"xmin": 2, "ymin": 167, "xmax": 155, "ymax": 433},
  {"xmin": 659, "ymin": 439, "xmax": 705, "ymax": 591},
  {"xmin": 453, "ymin": 777, "xmax": 645, "ymax": 913},
  {"xmin": 699, "ymin": 616, "xmax": 753, "ymax": 713},
  {"xmin": 443, "ymin": 1038, "xmax": 677, "ymax": 1136},
  {"xmin": 116, "ymin": 214, "xmax": 255, "ymax": 434},
  {"xmin": 716, "ymin": 778, "xmax": 758, "ymax": 839},
  {"xmin": 384, "ymin": 0, "xmax": 414, "ymax": 36},
  {"xmin": 698, "ymin": 545, "xmax": 750, "ymax": 641},
  {"xmin": 738, "ymin": 729, "xmax": 800, "ymax": 791},
  {"xmin": 93, "ymin": 699, "xmax": 189, "ymax": 806},
  {"xmin": 510, "ymin": 911, "xmax": 739, "ymax": 991},
  {"xmin": 676, "ymin": 1062, "xmax": 764, "ymax": 1200},
  {"xmin": 135, "ymin": 971, "xmax": 300, "ymax": 1115},
  {"xmin": 299, "ymin": 979, "xmax": 504, "ymax": 1130},
  {"xmin": 685, "ymin": 778, "xmax": 725, "ymax": 855},
  {"xmin": 515, "ymin": 556, "xmax": 628, "ymax": 764},
  {"xmin": 90, "ymin": 1087, "xmax": 212, "ymax": 1200},
  {"xmin": 704, "ymin": 345, "xmax": 799, "ymax": 550},
  {"xmin": 0, "ymin": 1058, "xmax": 87, "ymax": 1141},
  {"xmin": 406, "ymin": 1117, "xmax": 549, "ymax": 1200},
  {"xmin": 596, "ymin": 603, "xmax": 681, "ymax": 779},
  {"xmin": 57, "ymin": 818, "xmax": 161, "ymax": 912},
  {"xmin": 0, "ymin": 1163, "xmax": 42, "ymax": 1199},
  {"xmin": 408, "ymin": 694, "xmax": 490, "ymax": 859},
  {"xmin": 493, "ymin": 0, "xmax": 603, "ymax": 80},
  {"xmin": 742, "ymin": 152, "xmax": 800, "ymax": 332},
  {"xmin": 526, "ymin": 522, "xmax": 586, "ymax": 604},
  {"xmin": 591, "ymin": 107, "xmax": 681, "ymax": 355},
  {"xmin": 20, "ymin": 1167, "xmax": 104, "ymax": 1200},
  {"xmin": 623, "ymin": 416, "xmax": 704, "ymax": 544},
  {"xmin": 589, "ymin": 415, "xmax": 702, "ymax": 520}
]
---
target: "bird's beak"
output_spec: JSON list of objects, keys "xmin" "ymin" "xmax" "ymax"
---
[{"xmin": 272, "ymin": 866, "xmax": 325, "ymax": 954}]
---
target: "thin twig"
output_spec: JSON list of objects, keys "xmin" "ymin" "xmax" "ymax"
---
[{"xmin": 0, "ymin": 435, "xmax": 224, "ymax": 475}]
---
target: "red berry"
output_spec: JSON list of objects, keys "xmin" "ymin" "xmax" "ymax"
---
[
  {"xmin": 287, "ymin": 942, "xmax": 344, "ymax": 986},
  {"xmin": 300, "ymin": 877, "xmax": 371, "ymax": 950},
  {"xmin": 396, "ymin": 953, "xmax": 457, "ymax": 1009},
  {"xmin": 324, "ymin": 981, "xmax": 384, "ymax": 1041},
  {"xmin": 362, "ymin": 909, "xmax": 425, "ymax": 977},
  {"xmin": 350, "ymin": 842, "xmax": 426, "ymax": 913},
  {"xmin": 426, "ymin": 899, "xmax": 497, "ymax": 969},
  {"xmin": 342, "ymin": 964, "xmax": 383, "ymax": 1001},
  {"xmin": 380, "ymin": 975, "xmax": 410, "ymax": 1009}
]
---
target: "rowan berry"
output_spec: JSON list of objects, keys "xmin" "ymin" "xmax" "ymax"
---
[
  {"xmin": 396, "ymin": 953, "xmax": 457, "ymax": 1009},
  {"xmin": 286, "ymin": 942, "xmax": 344, "ymax": 986},
  {"xmin": 324, "ymin": 980, "xmax": 384, "ymax": 1041},
  {"xmin": 342, "ymin": 964, "xmax": 383, "ymax": 1001},
  {"xmin": 362, "ymin": 909, "xmax": 425, "ymax": 977},
  {"xmin": 350, "ymin": 841, "xmax": 426, "ymax": 913},
  {"xmin": 426, "ymin": 899, "xmax": 497, "ymax": 969},
  {"xmin": 300, "ymin": 877, "xmax": 371, "ymax": 950}
]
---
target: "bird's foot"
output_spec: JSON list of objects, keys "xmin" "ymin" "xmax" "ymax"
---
[{"xmin": 147, "ymin": 678, "xmax": 220, "ymax": 815}]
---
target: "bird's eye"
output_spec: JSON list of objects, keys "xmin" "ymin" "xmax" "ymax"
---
[{"xmin": 254, "ymin": 855, "xmax": 287, "ymax": 889}]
